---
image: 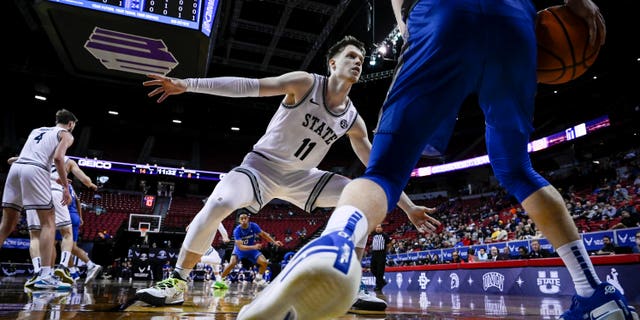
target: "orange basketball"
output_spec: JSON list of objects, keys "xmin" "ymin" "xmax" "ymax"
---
[{"xmin": 535, "ymin": 5, "xmax": 602, "ymax": 84}]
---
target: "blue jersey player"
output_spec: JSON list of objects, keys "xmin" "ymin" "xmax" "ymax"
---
[{"xmin": 220, "ymin": 213, "xmax": 281, "ymax": 286}]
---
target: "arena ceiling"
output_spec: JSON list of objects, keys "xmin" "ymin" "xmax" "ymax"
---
[{"xmin": 5, "ymin": 0, "xmax": 639, "ymax": 173}]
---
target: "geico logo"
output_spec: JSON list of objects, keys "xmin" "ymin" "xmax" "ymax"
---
[{"xmin": 78, "ymin": 159, "xmax": 112, "ymax": 169}]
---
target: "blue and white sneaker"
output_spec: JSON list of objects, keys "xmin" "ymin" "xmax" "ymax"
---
[
  {"xmin": 237, "ymin": 231, "xmax": 362, "ymax": 320},
  {"xmin": 559, "ymin": 282, "xmax": 639, "ymax": 320},
  {"xmin": 33, "ymin": 274, "xmax": 72, "ymax": 291}
]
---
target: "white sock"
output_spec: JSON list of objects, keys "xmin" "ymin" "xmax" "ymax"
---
[
  {"xmin": 60, "ymin": 251, "xmax": 72, "ymax": 267},
  {"xmin": 40, "ymin": 266, "xmax": 52, "ymax": 276},
  {"xmin": 557, "ymin": 240, "xmax": 601, "ymax": 297},
  {"xmin": 87, "ymin": 261, "xmax": 96, "ymax": 269},
  {"xmin": 215, "ymin": 273, "xmax": 222, "ymax": 282},
  {"xmin": 255, "ymin": 273, "xmax": 263, "ymax": 280},
  {"xmin": 32, "ymin": 257, "xmax": 41, "ymax": 274},
  {"xmin": 321, "ymin": 205, "xmax": 369, "ymax": 246}
]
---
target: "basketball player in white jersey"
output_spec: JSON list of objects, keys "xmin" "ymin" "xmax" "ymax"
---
[
  {"xmin": 1, "ymin": 109, "xmax": 77, "ymax": 290},
  {"xmin": 135, "ymin": 36, "xmax": 438, "ymax": 310},
  {"xmin": 11, "ymin": 156, "xmax": 100, "ymax": 286}
]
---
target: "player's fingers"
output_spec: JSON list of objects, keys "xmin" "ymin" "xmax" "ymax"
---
[
  {"xmin": 147, "ymin": 87, "xmax": 163, "ymax": 97},
  {"xmin": 142, "ymin": 80, "xmax": 159, "ymax": 87},
  {"xmin": 426, "ymin": 214, "xmax": 441, "ymax": 225}
]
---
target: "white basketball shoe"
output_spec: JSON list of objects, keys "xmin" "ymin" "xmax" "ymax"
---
[{"xmin": 237, "ymin": 231, "xmax": 361, "ymax": 320}]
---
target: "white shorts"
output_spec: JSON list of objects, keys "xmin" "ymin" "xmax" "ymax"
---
[
  {"xmin": 26, "ymin": 187, "xmax": 72, "ymax": 230},
  {"xmin": 234, "ymin": 152, "xmax": 351, "ymax": 213},
  {"xmin": 2, "ymin": 163, "xmax": 53, "ymax": 211}
]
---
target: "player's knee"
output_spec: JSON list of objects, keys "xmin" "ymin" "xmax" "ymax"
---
[{"xmin": 493, "ymin": 164, "xmax": 548, "ymax": 202}]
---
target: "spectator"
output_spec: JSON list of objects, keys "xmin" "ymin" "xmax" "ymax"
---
[
  {"xmin": 477, "ymin": 248, "xmax": 488, "ymax": 262},
  {"xmin": 517, "ymin": 246, "xmax": 529, "ymax": 259},
  {"xmin": 466, "ymin": 248, "xmax": 477, "ymax": 263},
  {"xmin": 595, "ymin": 236, "xmax": 616, "ymax": 255},
  {"xmin": 613, "ymin": 184, "xmax": 630, "ymax": 201},
  {"xmin": 529, "ymin": 240, "xmax": 550, "ymax": 259},
  {"xmin": 611, "ymin": 210, "xmax": 640, "ymax": 229},
  {"xmin": 632, "ymin": 232, "xmax": 640, "ymax": 254},
  {"xmin": 498, "ymin": 246, "xmax": 512, "ymax": 261},
  {"xmin": 488, "ymin": 246, "xmax": 499, "ymax": 261},
  {"xmin": 451, "ymin": 251, "xmax": 465, "ymax": 263}
]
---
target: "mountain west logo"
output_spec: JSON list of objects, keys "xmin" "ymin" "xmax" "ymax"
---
[
  {"xmin": 85, "ymin": 27, "xmax": 179, "ymax": 76},
  {"xmin": 450, "ymin": 273, "xmax": 460, "ymax": 290},
  {"xmin": 482, "ymin": 272, "xmax": 505, "ymax": 292},
  {"xmin": 537, "ymin": 270, "xmax": 561, "ymax": 294}
]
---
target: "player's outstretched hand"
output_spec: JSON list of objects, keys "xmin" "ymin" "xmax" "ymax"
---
[
  {"xmin": 143, "ymin": 74, "xmax": 188, "ymax": 103},
  {"xmin": 406, "ymin": 205, "xmax": 441, "ymax": 234}
]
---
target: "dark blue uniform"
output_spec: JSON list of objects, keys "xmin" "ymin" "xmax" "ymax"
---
[{"xmin": 366, "ymin": 0, "xmax": 548, "ymax": 211}]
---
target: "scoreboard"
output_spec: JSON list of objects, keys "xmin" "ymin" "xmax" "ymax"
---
[
  {"xmin": 33, "ymin": 0, "xmax": 220, "ymax": 81},
  {"xmin": 69, "ymin": 156, "xmax": 224, "ymax": 181}
]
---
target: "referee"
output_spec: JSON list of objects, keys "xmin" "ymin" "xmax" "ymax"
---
[{"xmin": 370, "ymin": 224, "xmax": 391, "ymax": 291}]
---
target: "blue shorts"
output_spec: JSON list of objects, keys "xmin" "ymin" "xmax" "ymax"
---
[
  {"xmin": 56, "ymin": 210, "xmax": 80, "ymax": 242},
  {"xmin": 365, "ymin": 0, "xmax": 543, "ymax": 211},
  {"xmin": 232, "ymin": 248, "xmax": 263, "ymax": 264}
]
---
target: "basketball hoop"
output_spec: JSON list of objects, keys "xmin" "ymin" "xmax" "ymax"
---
[{"xmin": 139, "ymin": 227, "xmax": 149, "ymax": 238}]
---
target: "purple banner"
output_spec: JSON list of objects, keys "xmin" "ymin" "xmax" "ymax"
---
[{"xmin": 370, "ymin": 264, "xmax": 640, "ymax": 302}]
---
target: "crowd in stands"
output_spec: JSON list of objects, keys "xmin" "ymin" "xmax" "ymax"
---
[{"xmin": 2, "ymin": 147, "xmax": 638, "ymax": 272}]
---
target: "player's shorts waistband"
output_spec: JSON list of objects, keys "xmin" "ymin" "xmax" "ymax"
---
[{"xmin": 14, "ymin": 161, "xmax": 49, "ymax": 171}]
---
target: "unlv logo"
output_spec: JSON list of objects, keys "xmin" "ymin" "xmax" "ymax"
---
[{"xmin": 537, "ymin": 270, "xmax": 561, "ymax": 294}]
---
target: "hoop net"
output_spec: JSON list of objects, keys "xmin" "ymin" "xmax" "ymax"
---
[{"xmin": 139, "ymin": 227, "xmax": 149, "ymax": 238}]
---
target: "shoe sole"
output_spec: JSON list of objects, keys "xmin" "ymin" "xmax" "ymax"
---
[
  {"xmin": 351, "ymin": 298, "xmax": 387, "ymax": 311},
  {"xmin": 135, "ymin": 291, "xmax": 184, "ymax": 307},
  {"xmin": 238, "ymin": 246, "xmax": 361, "ymax": 320}
]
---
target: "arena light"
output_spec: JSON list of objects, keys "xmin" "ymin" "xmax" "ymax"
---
[{"xmin": 410, "ymin": 115, "xmax": 611, "ymax": 178}]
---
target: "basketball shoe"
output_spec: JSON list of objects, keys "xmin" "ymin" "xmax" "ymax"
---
[
  {"xmin": 213, "ymin": 280, "xmax": 229, "ymax": 290},
  {"xmin": 54, "ymin": 267, "xmax": 75, "ymax": 285},
  {"xmin": 84, "ymin": 264, "xmax": 103, "ymax": 285},
  {"xmin": 237, "ymin": 231, "xmax": 361, "ymax": 320},
  {"xmin": 559, "ymin": 282, "xmax": 639, "ymax": 320},
  {"xmin": 136, "ymin": 275, "xmax": 188, "ymax": 306},
  {"xmin": 24, "ymin": 274, "xmax": 38, "ymax": 288},
  {"xmin": 33, "ymin": 274, "xmax": 72, "ymax": 290},
  {"xmin": 351, "ymin": 281, "xmax": 387, "ymax": 311}
]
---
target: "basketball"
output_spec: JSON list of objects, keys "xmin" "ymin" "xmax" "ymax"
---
[{"xmin": 536, "ymin": 5, "xmax": 602, "ymax": 84}]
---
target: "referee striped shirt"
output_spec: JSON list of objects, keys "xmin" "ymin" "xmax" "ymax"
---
[{"xmin": 372, "ymin": 233, "xmax": 388, "ymax": 252}]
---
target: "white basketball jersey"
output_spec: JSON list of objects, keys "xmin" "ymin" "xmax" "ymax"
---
[
  {"xmin": 252, "ymin": 74, "xmax": 359, "ymax": 170},
  {"xmin": 50, "ymin": 156, "xmax": 70, "ymax": 191},
  {"xmin": 17, "ymin": 126, "xmax": 66, "ymax": 170}
]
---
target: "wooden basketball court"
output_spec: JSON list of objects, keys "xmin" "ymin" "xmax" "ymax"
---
[{"xmin": 3, "ymin": 276, "xmax": 634, "ymax": 319}]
